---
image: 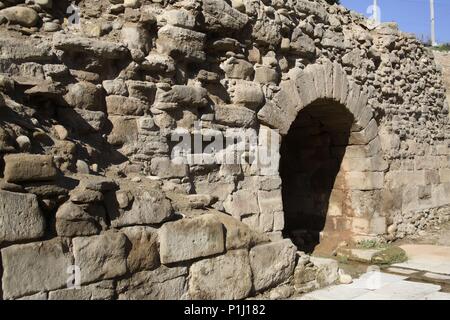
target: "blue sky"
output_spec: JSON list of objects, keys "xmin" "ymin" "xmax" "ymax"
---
[{"xmin": 341, "ymin": 0, "xmax": 450, "ymax": 44}]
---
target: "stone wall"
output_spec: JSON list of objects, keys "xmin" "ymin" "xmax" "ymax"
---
[{"xmin": 0, "ymin": 0, "xmax": 449, "ymax": 300}]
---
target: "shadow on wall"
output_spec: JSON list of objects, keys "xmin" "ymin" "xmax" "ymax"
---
[{"xmin": 280, "ymin": 100, "xmax": 354, "ymax": 254}]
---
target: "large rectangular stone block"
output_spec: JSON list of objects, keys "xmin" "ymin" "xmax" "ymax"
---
[
  {"xmin": 294, "ymin": 68, "xmax": 317, "ymax": 107},
  {"xmin": 349, "ymin": 119, "xmax": 378, "ymax": 145},
  {"xmin": 158, "ymin": 215, "xmax": 225, "ymax": 264},
  {"xmin": 0, "ymin": 190, "xmax": 46, "ymax": 244},
  {"xmin": 156, "ymin": 25, "xmax": 205, "ymax": 62},
  {"xmin": 188, "ymin": 249, "xmax": 252, "ymax": 300},
  {"xmin": 223, "ymin": 189, "xmax": 259, "ymax": 218},
  {"xmin": 439, "ymin": 168, "xmax": 450, "ymax": 183},
  {"xmin": 117, "ymin": 265, "xmax": 187, "ymax": 300},
  {"xmin": 48, "ymin": 280, "xmax": 115, "ymax": 300},
  {"xmin": 1, "ymin": 239, "xmax": 73, "ymax": 299},
  {"xmin": 249, "ymin": 239, "xmax": 297, "ymax": 292},
  {"xmin": 345, "ymin": 172, "xmax": 384, "ymax": 190},
  {"xmin": 341, "ymin": 155, "xmax": 388, "ymax": 172},
  {"xmin": 73, "ymin": 231, "xmax": 128, "ymax": 285},
  {"xmin": 4, "ymin": 153, "xmax": 57, "ymax": 182},
  {"xmin": 332, "ymin": 62, "xmax": 343, "ymax": 101},
  {"xmin": 257, "ymin": 189, "xmax": 283, "ymax": 215}
]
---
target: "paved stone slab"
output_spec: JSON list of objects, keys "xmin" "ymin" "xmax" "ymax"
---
[
  {"xmin": 349, "ymin": 271, "xmax": 407, "ymax": 290},
  {"xmin": 422, "ymin": 291, "xmax": 450, "ymax": 300},
  {"xmin": 423, "ymin": 272, "xmax": 450, "ymax": 281},
  {"xmin": 356, "ymin": 280, "xmax": 441, "ymax": 300},
  {"xmin": 393, "ymin": 245, "xmax": 450, "ymax": 275},
  {"xmin": 299, "ymin": 285, "xmax": 370, "ymax": 300},
  {"xmin": 385, "ymin": 267, "xmax": 419, "ymax": 275},
  {"xmin": 300, "ymin": 271, "xmax": 444, "ymax": 300}
]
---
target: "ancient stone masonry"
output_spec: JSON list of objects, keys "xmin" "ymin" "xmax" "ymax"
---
[{"xmin": 0, "ymin": 0, "xmax": 448, "ymax": 300}]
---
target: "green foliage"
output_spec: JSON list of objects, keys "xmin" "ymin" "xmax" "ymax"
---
[
  {"xmin": 357, "ymin": 239, "xmax": 386, "ymax": 249},
  {"xmin": 325, "ymin": 0, "xmax": 341, "ymax": 5},
  {"xmin": 371, "ymin": 246, "xmax": 408, "ymax": 265},
  {"xmin": 433, "ymin": 43, "xmax": 450, "ymax": 52}
]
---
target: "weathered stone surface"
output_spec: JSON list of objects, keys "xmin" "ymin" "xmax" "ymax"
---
[
  {"xmin": 64, "ymin": 81, "xmax": 105, "ymax": 112},
  {"xmin": 4, "ymin": 154, "xmax": 57, "ymax": 183},
  {"xmin": 56, "ymin": 201, "xmax": 107, "ymax": 237},
  {"xmin": 188, "ymin": 249, "xmax": 252, "ymax": 300},
  {"xmin": 0, "ymin": 37, "xmax": 52, "ymax": 63},
  {"xmin": 249, "ymin": 239, "xmax": 297, "ymax": 292},
  {"xmin": 150, "ymin": 156, "xmax": 189, "ymax": 178},
  {"xmin": 122, "ymin": 226, "xmax": 160, "ymax": 273},
  {"xmin": 0, "ymin": 0, "xmax": 448, "ymax": 301},
  {"xmin": 158, "ymin": 9, "xmax": 196, "ymax": 29},
  {"xmin": 117, "ymin": 265, "xmax": 187, "ymax": 300},
  {"xmin": 154, "ymin": 85, "xmax": 208, "ymax": 110},
  {"xmin": 106, "ymin": 95, "xmax": 149, "ymax": 116},
  {"xmin": 121, "ymin": 23, "xmax": 151, "ymax": 55},
  {"xmin": 310, "ymin": 257, "xmax": 339, "ymax": 287},
  {"xmin": 0, "ymin": 190, "xmax": 46, "ymax": 244},
  {"xmin": 159, "ymin": 215, "xmax": 225, "ymax": 264},
  {"xmin": 221, "ymin": 57, "xmax": 254, "ymax": 80},
  {"xmin": 142, "ymin": 52, "xmax": 176, "ymax": 73},
  {"xmin": 224, "ymin": 189, "xmax": 259, "ymax": 218},
  {"xmin": 230, "ymin": 80, "xmax": 264, "ymax": 109},
  {"xmin": 53, "ymin": 34, "xmax": 129, "ymax": 59},
  {"xmin": 107, "ymin": 116, "xmax": 139, "ymax": 146},
  {"xmin": 290, "ymin": 31, "xmax": 316, "ymax": 57},
  {"xmin": 109, "ymin": 183, "xmax": 173, "ymax": 227},
  {"xmin": 0, "ymin": 6, "xmax": 39, "ymax": 27},
  {"xmin": 73, "ymin": 231, "xmax": 128, "ymax": 284},
  {"xmin": 202, "ymin": 0, "xmax": 249, "ymax": 32},
  {"xmin": 48, "ymin": 280, "xmax": 115, "ymax": 300},
  {"xmin": 214, "ymin": 104, "xmax": 256, "ymax": 127},
  {"xmin": 213, "ymin": 212, "xmax": 269, "ymax": 250},
  {"xmin": 1, "ymin": 239, "xmax": 72, "ymax": 299},
  {"xmin": 156, "ymin": 25, "xmax": 206, "ymax": 62}
]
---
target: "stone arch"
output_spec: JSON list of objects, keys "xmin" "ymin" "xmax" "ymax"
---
[{"xmin": 257, "ymin": 62, "xmax": 387, "ymax": 254}]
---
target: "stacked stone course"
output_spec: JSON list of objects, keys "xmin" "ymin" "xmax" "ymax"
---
[{"xmin": 0, "ymin": 0, "xmax": 448, "ymax": 299}]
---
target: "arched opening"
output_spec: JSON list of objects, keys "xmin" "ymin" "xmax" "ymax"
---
[{"xmin": 280, "ymin": 99, "xmax": 354, "ymax": 254}]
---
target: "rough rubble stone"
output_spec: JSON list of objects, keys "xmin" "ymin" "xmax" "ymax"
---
[
  {"xmin": 53, "ymin": 34, "xmax": 129, "ymax": 59},
  {"xmin": 202, "ymin": 0, "xmax": 249, "ymax": 32},
  {"xmin": 0, "ymin": 6, "xmax": 39, "ymax": 27},
  {"xmin": 108, "ymin": 183, "xmax": 173, "ymax": 228},
  {"xmin": 150, "ymin": 156, "xmax": 189, "ymax": 178},
  {"xmin": 106, "ymin": 95, "xmax": 149, "ymax": 116},
  {"xmin": 154, "ymin": 85, "xmax": 208, "ymax": 110},
  {"xmin": 214, "ymin": 104, "xmax": 256, "ymax": 127},
  {"xmin": 158, "ymin": 9, "xmax": 196, "ymax": 30},
  {"xmin": 55, "ymin": 201, "xmax": 107, "ymax": 237},
  {"xmin": 156, "ymin": 25, "xmax": 206, "ymax": 62},
  {"xmin": 64, "ymin": 81, "xmax": 105, "ymax": 112}
]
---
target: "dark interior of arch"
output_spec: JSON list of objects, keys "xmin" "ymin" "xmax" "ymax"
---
[{"xmin": 280, "ymin": 99, "xmax": 354, "ymax": 254}]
